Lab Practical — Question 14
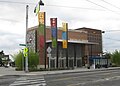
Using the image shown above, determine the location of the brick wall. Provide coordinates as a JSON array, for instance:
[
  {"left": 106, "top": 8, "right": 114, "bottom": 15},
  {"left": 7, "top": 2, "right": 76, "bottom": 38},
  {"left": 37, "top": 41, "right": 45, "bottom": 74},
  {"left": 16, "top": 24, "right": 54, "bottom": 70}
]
[{"left": 46, "top": 29, "right": 88, "bottom": 41}]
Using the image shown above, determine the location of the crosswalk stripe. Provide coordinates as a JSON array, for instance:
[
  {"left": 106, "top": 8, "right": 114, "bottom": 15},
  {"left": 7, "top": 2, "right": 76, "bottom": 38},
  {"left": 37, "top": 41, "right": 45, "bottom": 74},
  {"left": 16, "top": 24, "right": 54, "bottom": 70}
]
[{"left": 9, "top": 76, "right": 47, "bottom": 86}]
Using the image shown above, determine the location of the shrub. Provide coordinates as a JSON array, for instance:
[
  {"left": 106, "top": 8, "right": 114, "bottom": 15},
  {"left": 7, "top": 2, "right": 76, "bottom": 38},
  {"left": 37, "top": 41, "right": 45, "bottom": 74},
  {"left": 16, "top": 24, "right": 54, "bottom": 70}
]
[
  {"left": 111, "top": 50, "right": 120, "bottom": 66},
  {"left": 14, "top": 51, "right": 23, "bottom": 70},
  {"left": 14, "top": 50, "right": 39, "bottom": 71},
  {"left": 28, "top": 50, "right": 39, "bottom": 70}
]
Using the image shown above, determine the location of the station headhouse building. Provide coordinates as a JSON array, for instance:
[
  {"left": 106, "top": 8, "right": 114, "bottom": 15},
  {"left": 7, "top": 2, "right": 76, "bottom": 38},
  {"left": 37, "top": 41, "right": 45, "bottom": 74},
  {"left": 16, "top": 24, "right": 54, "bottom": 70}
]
[{"left": 27, "top": 26, "right": 104, "bottom": 69}]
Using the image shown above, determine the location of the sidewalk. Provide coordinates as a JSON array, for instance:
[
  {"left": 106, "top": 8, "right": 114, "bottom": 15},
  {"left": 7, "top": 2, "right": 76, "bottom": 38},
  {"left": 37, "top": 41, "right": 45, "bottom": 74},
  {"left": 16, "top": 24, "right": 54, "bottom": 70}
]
[
  {"left": 0, "top": 67, "right": 120, "bottom": 76},
  {"left": 28, "top": 67, "right": 120, "bottom": 76},
  {"left": 0, "top": 67, "right": 25, "bottom": 76}
]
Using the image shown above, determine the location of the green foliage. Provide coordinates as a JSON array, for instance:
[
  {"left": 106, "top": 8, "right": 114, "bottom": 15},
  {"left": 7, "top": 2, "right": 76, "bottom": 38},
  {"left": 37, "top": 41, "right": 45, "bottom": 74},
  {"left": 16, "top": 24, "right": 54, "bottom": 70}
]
[
  {"left": 111, "top": 50, "right": 120, "bottom": 66},
  {"left": 104, "top": 53, "right": 111, "bottom": 59},
  {"left": 28, "top": 50, "right": 39, "bottom": 70},
  {"left": 14, "top": 51, "right": 23, "bottom": 70},
  {"left": 14, "top": 50, "right": 39, "bottom": 70}
]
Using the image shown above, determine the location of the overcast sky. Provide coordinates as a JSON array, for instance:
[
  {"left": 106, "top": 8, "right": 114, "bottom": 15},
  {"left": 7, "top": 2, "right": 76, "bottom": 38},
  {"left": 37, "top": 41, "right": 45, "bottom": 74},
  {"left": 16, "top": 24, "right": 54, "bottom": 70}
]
[{"left": 0, "top": 0, "right": 120, "bottom": 56}]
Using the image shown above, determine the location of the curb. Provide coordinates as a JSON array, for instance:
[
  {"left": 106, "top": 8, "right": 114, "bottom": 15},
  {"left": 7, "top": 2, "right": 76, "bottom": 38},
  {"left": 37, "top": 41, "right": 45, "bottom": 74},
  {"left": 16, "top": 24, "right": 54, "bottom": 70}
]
[
  {"left": 25, "top": 67, "right": 120, "bottom": 76},
  {"left": 61, "top": 67, "right": 120, "bottom": 74},
  {"left": 1, "top": 67, "right": 120, "bottom": 76}
]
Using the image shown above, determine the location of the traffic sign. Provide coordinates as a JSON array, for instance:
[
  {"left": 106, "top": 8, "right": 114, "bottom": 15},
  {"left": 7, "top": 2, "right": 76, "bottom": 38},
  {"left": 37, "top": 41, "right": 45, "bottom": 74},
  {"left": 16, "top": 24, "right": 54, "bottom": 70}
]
[
  {"left": 47, "top": 47, "right": 52, "bottom": 53},
  {"left": 19, "top": 44, "right": 26, "bottom": 46},
  {"left": 24, "top": 48, "right": 28, "bottom": 53},
  {"left": 24, "top": 53, "right": 28, "bottom": 57},
  {"left": 19, "top": 44, "right": 30, "bottom": 46},
  {"left": 47, "top": 53, "right": 51, "bottom": 57}
]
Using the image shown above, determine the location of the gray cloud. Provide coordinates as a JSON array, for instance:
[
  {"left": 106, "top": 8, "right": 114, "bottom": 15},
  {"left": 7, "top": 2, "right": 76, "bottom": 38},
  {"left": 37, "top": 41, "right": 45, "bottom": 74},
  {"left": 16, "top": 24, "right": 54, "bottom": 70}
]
[
  {"left": 0, "top": 31, "right": 24, "bottom": 54},
  {"left": 0, "top": 0, "right": 120, "bottom": 54}
]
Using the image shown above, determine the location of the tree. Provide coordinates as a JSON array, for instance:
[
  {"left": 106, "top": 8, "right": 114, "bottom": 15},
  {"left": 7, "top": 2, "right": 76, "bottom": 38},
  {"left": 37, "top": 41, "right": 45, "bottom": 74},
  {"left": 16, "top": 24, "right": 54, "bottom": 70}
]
[
  {"left": 104, "top": 53, "right": 111, "bottom": 59},
  {"left": 111, "top": 50, "right": 120, "bottom": 66}
]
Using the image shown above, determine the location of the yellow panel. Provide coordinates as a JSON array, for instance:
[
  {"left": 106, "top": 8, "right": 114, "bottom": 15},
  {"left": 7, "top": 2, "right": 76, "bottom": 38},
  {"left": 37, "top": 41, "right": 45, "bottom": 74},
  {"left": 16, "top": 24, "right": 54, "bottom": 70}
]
[
  {"left": 62, "top": 40, "right": 67, "bottom": 48},
  {"left": 62, "top": 23, "right": 68, "bottom": 32},
  {"left": 38, "top": 12, "right": 45, "bottom": 24}
]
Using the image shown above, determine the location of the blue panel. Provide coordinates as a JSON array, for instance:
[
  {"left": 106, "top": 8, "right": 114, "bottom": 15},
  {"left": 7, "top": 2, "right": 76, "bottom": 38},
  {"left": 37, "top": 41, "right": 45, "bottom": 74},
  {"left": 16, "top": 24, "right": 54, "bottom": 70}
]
[
  {"left": 52, "top": 28, "right": 57, "bottom": 38},
  {"left": 62, "top": 32, "right": 67, "bottom": 40}
]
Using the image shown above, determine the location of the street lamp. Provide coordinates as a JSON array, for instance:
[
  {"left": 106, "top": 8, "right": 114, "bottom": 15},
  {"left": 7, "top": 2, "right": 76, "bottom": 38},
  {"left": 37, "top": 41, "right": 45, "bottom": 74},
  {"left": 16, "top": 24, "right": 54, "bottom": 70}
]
[
  {"left": 25, "top": 5, "right": 29, "bottom": 72},
  {"left": 34, "top": 0, "right": 44, "bottom": 14},
  {"left": 24, "top": 1, "right": 45, "bottom": 72},
  {"left": 39, "top": 0, "right": 44, "bottom": 5},
  {"left": 102, "top": 31, "right": 105, "bottom": 33}
]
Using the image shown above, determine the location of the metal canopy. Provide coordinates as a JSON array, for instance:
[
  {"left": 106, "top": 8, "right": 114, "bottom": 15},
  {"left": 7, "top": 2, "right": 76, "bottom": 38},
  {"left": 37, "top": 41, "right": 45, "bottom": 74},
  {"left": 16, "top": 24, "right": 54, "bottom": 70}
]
[{"left": 46, "top": 39, "right": 99, "bottom": 45}]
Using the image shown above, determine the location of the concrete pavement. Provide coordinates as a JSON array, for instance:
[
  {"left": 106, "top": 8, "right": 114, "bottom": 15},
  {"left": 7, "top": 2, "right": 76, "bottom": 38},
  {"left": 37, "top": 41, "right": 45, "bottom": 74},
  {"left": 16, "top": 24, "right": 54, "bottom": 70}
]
[
  {"left": 0, "top": 66, "right": 120, "bottom": 76},
  {"left": 0, "top": 67, "right": 25, "bottom": 76}
]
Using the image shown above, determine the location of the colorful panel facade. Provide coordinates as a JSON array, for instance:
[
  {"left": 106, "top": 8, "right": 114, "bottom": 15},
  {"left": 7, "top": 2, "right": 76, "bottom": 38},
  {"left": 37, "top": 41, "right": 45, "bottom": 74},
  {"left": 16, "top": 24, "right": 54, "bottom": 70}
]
[
  {"left": 62, "top": 23, "right": 68, "bottom": 48},
  {"left": 50, "top": 18, "right": 57, "bottom": 48},
  {"left": 38, "top": 12, "right": 46, "bottom": 65}
]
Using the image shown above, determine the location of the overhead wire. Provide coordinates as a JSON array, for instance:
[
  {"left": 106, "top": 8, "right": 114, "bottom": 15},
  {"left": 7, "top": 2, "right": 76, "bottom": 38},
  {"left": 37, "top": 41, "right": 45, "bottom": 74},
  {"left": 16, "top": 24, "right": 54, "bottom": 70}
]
[
  {"left": 0, "top": 0, "right": 120, "bottom": 22},
  {"left": 0, "top": 1, "right": 107, "bottom": 11},
  {"left": 1, "top": 0, "right": 120, "bottom": 51},
  {"left": 0, "top": 0, "right": 120, "bottom": 13},
  {"left": 101, "top": 0, "right": 120, "bottom": 43},
  {"left": 101, "top": 0, "right": 120, "bottom": 10},
  {"left": 105, "top": 30, "right": 120, "bottom": 32},
  {"left": 0, "top": 0, "right": 107, "bottom": 23},
  {"left": 104, "top": 37, "right": 120, "bottom": 41},
  {"left": 46, "top": 4, "right": 106, "bottom": 11},
  {"left": 103, "top": 37, "right": 120, "bottom": 49},
  {"left": 103, "top": 29, "right": 120, "bottom": 42},
  {"left": 86, "top": 0, "right": 120, "bottom": 15}
]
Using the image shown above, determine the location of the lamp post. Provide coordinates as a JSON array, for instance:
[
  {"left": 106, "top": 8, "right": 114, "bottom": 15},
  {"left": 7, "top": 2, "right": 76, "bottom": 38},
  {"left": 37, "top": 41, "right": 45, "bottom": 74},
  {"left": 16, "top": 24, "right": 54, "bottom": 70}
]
[
  {"left": 34, "top": 0, "right": 45, "bottom": 69},
  {"left": 25, "top": 5, "right": 29, "bottom": 72},
  {"left": 34, "top": 0, "right": 44, "bottom": 14},
  {"left": 39, "top": 0, "right": 44, "bottom": 5},
  {"left": 100, "top": 30, "right": 105, "bottom": 68}
]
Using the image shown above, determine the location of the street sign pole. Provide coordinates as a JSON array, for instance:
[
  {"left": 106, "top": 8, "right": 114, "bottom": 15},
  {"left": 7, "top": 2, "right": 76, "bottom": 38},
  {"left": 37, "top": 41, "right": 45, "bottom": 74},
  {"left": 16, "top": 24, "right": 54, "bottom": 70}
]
[
  {"left": 22, "top": 49, "right": 24, "bottom": 71},
  {"left": 47, "top": 46, "right": 52, "bottom": 68},
  {"left": 19, "top": 44, "right": 30, "bottom": 46},
  {"left": 19, "top": 44, "right": 26, "bottom": 46},
  {"left": 25, "top": 5, "right": 29, "bottom": 72}
]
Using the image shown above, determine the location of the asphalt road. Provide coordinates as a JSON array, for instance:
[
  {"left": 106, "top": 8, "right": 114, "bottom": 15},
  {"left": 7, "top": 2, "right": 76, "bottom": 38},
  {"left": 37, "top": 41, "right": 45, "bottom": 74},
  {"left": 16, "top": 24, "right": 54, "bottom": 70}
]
[
  {"left": 0, "top": 75, "right": 20, "bottom": 86},
  {"left": 0, "top": 68, "right": 120, "bottom": 86},
  {"left": 45, "top": 69, "right": 120, "bottom": 86}
]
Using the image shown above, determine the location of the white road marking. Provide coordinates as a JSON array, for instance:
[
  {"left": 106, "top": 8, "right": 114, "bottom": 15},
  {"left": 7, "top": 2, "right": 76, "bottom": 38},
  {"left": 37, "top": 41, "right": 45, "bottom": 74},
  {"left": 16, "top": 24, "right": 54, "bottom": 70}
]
[{"left": 9, "top": 76, "right": 47, "bottom": 86}]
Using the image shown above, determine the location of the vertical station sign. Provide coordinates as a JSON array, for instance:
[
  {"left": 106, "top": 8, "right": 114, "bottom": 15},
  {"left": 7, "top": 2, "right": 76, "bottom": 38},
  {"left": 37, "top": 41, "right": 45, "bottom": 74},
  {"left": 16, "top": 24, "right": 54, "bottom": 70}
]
[
  {"left": 38, "top": 12, "right": 46, "bottom": 65},
  {"left": 50, "top": 18, "right": 57, "bottom": 48},
  {"left": 62, "top": 23, "right": 68, "bottom": 48},
  {"left": 38, "top": 12, "right": 45, "bottom": 48}
]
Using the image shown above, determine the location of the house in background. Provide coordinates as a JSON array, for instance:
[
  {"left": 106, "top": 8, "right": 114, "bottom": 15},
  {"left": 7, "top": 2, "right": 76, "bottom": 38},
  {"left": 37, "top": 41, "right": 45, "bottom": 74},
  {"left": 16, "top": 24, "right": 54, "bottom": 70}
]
[{"left": 0, "top": 50, "right": 10, "bottom": 67}]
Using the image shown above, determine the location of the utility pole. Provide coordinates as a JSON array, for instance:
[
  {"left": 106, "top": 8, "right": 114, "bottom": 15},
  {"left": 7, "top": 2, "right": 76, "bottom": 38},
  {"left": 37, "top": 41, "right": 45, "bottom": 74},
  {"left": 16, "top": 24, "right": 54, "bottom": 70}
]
[{"left": 25, "top": 5, "right": 29, "bottom": 72}]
